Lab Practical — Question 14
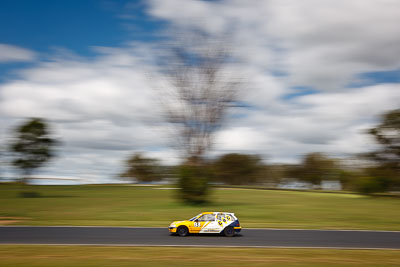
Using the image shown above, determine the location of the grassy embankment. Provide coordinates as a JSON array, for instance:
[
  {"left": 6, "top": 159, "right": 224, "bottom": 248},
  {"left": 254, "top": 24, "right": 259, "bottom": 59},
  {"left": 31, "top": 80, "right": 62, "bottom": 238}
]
[
  {"left": 0, "top": 246, "right": 399, "bottom": 267},
  {"left": 1, "top": 184, "right": 400, "bottom": 230}
]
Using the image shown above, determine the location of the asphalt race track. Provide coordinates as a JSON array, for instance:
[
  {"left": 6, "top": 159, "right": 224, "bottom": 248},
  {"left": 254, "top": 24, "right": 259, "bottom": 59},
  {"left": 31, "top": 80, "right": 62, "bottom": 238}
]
[{"left": 1, "top": 227, "right": 400, "bottom": 249}]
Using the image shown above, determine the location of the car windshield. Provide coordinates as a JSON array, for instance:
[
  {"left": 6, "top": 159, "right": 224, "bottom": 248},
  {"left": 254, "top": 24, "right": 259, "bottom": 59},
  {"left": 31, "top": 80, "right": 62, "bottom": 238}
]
[{"left": 189, "top": 214, "right": 201, "bottom": 221}]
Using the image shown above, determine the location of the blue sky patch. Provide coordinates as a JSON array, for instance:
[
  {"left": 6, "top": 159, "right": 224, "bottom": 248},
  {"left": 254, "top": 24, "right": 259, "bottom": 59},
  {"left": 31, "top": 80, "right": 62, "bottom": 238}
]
[
  {"left": 282, "top": 86, "right": 319, "bottom": 100},
  {"left": 349, "top": 69, "right": 400, "bottom": 88},
  {"left": 0, "top": 0, "right": 164, "bottom": 79}
]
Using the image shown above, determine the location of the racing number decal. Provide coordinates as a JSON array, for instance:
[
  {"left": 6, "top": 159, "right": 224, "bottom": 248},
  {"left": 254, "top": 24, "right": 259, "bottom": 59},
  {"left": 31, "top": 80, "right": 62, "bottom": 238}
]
[{"left": 194, "top": 222, "right": 200, "bottom": 227}]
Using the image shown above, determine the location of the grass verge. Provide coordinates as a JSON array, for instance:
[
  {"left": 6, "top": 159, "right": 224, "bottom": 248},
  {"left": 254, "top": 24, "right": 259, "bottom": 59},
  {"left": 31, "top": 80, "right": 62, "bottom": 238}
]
[{"left": 1, "top": 184, "right": 400, "bottom": 230}]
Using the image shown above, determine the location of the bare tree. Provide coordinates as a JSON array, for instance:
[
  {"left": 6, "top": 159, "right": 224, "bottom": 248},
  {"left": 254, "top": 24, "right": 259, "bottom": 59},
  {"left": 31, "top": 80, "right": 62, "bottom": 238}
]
[
  {"left": 157, "top": 33, "right": 243, "bottom": 203},
  {"left": 160, "top": 34, "right": 242, "bottom": 165}
]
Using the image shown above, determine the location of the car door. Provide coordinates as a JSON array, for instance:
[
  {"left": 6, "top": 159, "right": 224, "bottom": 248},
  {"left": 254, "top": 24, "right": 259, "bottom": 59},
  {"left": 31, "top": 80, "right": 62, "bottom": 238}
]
[
  {"left": 198, "top": 214, "right": 221, "bottom": 233},
  {"left": 189, "top": 214, "right": 208, "bottom": 233}
]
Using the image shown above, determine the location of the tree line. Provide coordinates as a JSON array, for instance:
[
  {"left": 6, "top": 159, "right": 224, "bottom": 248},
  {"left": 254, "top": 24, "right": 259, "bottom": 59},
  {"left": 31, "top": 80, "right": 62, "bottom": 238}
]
[
  {"left": 1, "top": 108, "right": 398, "bottom": 200},
  {"left": 120, "top": 108, "right": 399, "bottom": 197}
]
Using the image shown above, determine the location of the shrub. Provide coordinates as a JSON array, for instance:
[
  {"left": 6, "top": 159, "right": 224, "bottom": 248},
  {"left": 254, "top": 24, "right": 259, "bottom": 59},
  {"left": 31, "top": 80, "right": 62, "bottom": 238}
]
[
  {"left": 355, "top": 176, "right": 384, "bottom": 195},
  {"left": 177, "top": 165, "right": 211, "bottom": 204}
]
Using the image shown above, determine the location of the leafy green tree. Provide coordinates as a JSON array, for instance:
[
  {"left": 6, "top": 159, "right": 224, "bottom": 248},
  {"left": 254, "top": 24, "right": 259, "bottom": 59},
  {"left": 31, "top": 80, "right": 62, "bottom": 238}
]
[
  {"left": 337, "top": 169, "right": 362, "bottom": 191},
  {"left": 10, "top": 118, "right": 58, "bottom": 183},
  {"left": 213, "top": 153, "right": 264, "bottom": 185},
  {"left": 121, "top": 153, "right": 162, "bottom": 183},
  {"left": 290, "top": 153, "right": 338, "bottom": 187},
  {"left": 262, "top": 164, "right": 286, "bottom": 186},
  {"left": 365, "top": 109, "right": 400, "bottom": 190}
]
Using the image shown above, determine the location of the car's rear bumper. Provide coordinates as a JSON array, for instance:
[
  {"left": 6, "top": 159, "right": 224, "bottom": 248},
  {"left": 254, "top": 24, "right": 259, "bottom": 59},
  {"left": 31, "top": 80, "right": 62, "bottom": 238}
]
[{"left": 234, "top": 227, "right": 241, "bottom": 233}]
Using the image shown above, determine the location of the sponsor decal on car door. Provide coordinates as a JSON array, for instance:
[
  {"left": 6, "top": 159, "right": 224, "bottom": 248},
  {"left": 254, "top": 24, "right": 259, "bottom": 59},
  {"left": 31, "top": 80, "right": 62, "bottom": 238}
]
[{"left": 190, "top": 220, "right": 206, "bottom": 233}]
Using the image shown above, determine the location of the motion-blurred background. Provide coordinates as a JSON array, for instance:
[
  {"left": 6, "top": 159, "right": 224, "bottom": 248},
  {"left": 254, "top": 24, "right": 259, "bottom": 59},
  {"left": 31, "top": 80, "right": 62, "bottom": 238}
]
[{"left": 0, "top": 0, "right": 398, "bottom": 190}]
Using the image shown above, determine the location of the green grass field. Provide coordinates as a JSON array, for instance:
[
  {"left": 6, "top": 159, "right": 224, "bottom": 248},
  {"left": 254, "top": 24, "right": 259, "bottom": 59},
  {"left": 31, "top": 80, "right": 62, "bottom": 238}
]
[
  {"left": 0, "top": 246, "right": 399, "bottom": 266},
  {"left": 1, "top": 184, "right": 400, "bottom": 230}
]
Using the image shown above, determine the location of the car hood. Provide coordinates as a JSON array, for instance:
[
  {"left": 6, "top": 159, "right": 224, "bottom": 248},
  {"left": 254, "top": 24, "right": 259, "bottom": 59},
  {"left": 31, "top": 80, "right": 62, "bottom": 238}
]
[{"left": 170, "top": 220, "right": 188, "bottom": 225}]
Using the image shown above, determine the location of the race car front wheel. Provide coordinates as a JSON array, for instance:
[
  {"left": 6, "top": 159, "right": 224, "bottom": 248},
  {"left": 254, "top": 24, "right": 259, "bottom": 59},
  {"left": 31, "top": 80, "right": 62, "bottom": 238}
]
[
  {"left": 223, "top": 226, "right": 235, "bottom": 237},
  {"left": 177, "top": 226, "right": 189, "bottom": 237}
]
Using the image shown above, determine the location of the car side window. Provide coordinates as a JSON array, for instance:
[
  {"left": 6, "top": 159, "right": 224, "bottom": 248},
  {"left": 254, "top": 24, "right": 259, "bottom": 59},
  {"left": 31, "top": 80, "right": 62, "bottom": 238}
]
[
  {"left": 205, "top": 214, "right": 215, "bottom": 221},
  {"left": 198, "top": 214, "right": 215, "bottom": 221}
]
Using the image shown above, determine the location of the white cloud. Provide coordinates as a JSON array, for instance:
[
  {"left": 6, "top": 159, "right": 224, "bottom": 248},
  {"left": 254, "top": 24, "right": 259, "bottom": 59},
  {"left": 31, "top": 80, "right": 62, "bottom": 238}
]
[
  {"left": 216, "top": 127, "right": 265, "bottom": 152},
  {"left": 149, "top": 0, "right": 400, "bottom": 90},
  {"left": 0, "top": 44, "right": 37, "bottom": 62}
]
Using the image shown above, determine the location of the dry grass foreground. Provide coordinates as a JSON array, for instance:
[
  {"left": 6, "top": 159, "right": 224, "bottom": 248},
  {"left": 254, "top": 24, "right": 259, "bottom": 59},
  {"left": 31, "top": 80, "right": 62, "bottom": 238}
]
[{"left": 0, "top": 246, "right": 399, "bottom": 266}]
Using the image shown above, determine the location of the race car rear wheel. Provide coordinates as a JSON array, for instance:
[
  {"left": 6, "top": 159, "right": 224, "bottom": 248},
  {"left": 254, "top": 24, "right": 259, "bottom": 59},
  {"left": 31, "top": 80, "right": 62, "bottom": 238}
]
[
  {"left": 177, "top": 226, "right": 189, "bottom": 237},
  {"left": 223, "top": 226, "right": 235, "bottom": 237}
]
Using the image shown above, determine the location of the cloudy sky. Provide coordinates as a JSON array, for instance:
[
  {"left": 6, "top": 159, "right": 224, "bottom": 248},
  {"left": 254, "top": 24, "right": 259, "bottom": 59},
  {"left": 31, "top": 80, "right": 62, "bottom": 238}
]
[{"left": 0, "top": 0, "right": 399, "bottom": 183}]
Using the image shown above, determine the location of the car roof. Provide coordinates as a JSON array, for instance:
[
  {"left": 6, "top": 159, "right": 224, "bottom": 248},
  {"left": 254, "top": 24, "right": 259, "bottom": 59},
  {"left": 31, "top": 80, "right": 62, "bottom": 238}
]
[{"left": 201, "top": 212, "right": 234, "bottom": 214}]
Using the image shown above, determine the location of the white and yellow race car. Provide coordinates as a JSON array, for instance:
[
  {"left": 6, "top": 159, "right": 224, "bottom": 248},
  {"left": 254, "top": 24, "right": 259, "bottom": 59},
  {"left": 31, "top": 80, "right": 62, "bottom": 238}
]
[{"left": 169, "top": 212, "right": 241, "bottom": 237}]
